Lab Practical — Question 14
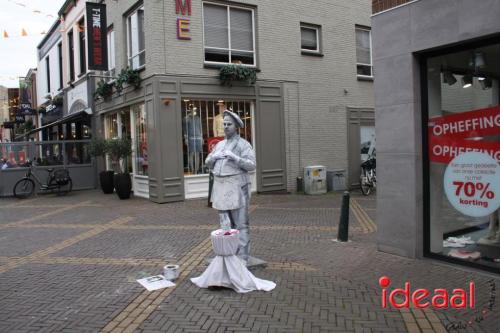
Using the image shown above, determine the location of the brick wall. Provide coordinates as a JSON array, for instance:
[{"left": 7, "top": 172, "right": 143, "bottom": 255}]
[
  {"left": 372, "top": 0, "right": 410, "bottom": 14},
  {"left": 103, "top": 0, "right": 374, "bottom": 191}
]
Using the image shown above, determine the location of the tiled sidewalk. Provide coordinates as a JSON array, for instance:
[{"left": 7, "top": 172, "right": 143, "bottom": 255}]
[{"left": 0, "top": 190, "right": 498, "bottom": 332}]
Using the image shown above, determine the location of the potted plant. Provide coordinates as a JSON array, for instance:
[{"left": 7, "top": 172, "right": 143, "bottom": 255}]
[
  {"left": 52, "top": 95, "right": 63, "bottom": 106},
  {"left": 219, "top": 64, "right": 257, "bottom": 86},
  {"left": 94, "top": 80, "right": 114, "bottom": 100},
  {"left": 89, "top": 137, "right": 114, "bottom": 194},
  {"left": 115, "top": 67, "right": 141, "bottom": 93},
  {"left": 107, "top": 137, "right": 133, "bottom": 199}
]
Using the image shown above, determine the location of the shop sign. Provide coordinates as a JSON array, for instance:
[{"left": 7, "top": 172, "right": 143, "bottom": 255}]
[
  {"left": 15, "top": 114, "right": 25, "bottom": 123},
  {"left": 3, "top": 121, "right": 15, "bottom": 129},
  {"left": 18, "top": 103, "right": 36, "bottom": 116},
  {"left": 176, "top": 0, "right": 191, "bottom": 40},
  {"left": 443, "top": 152, "right": 500, "bottom": 217},
  {"left": 86, "top": 2, "right": 108, "bottom": 71},
  {"left": 428, "top": 106, "right": 500, "bottom": 164}
]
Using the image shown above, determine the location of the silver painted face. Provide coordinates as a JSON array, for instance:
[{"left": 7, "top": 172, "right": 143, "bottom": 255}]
[{"left": 223, "top": 115, "right": 237, "bottom": 138}]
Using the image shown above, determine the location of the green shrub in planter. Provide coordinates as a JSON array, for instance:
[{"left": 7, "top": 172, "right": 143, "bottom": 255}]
[
  {"left": 115, "top": 67, "right": 141, "bottom": 93},
  {"left": 94, "top": 80, "right": 114, "bottom": 100},
  {"left": 89, "top": 138, "right": 114, "bottom": 194},
  {"left": 107, "top": 137, "right": 133, "bottom": 199},
  {"left": 219, "top": 64, "right": 257, "bottom": 86}
]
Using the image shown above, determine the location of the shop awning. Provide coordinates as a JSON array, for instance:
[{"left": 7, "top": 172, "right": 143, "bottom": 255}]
[{"left": 15, "top": 109, "right": 91, "bottom": 139}]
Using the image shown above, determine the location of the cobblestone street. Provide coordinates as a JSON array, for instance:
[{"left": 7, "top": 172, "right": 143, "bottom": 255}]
[{"left": 0, "top": 190, "right": 498, "bottom": 332}]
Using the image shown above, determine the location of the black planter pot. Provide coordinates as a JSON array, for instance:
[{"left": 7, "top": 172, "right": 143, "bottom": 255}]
[
  {"left": 114, "top": 173, "right": 132, "bottom": 199},
  {"left": 99, "top": 171, "right": 115, "bottom": 194}
]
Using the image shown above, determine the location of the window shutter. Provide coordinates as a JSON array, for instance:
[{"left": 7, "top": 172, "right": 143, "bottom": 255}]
[
  {"left": 301, "top": 27, "right": 317, "bottom": 50},
  {"left": 204, "top": 4, "right": 228, "bottom": 48},
  {"left": 230, "top": 8, "right": 252, "bottom": 51}
]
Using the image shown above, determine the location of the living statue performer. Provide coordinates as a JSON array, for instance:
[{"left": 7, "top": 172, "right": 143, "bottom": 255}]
[{"left": 205, "top": 109, "right": 255, "bottom": 263}]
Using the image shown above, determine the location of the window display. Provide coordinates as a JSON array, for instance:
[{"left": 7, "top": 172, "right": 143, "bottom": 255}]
[
  {"left": 133, "top": 104, "right": 148, "bottom": 176},
  {"left": 181, "top": 99, "right": 253, "bottom": 175},
  {"left": 426, "top": 42, "right": 500, "bottom": 271}
]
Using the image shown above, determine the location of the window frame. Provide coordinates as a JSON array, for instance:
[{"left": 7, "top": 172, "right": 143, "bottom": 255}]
[
  {"left": 107, "top": 26, "right": 116, "bottom": 77},
  {"left": 300, "top": 23, "right": 321, "bottom": 54},
  {"left": 45, "top": 56, "right": 51, "bottom": 93},
  {"left": 78, "top": 17, "right": 87, "bottom": 76},
  {"left": 57, "top": 42, "right": 63, "bottom": 90},
  {"left": 126, "top": 5, "right": 145, "bottom": 70},
  {"left": 202, "top": 1, "right": 256, "bottom": 67},
  {"left": 67, "top": 29, "right": 75, "bottom": 83},
  {"left": 355, "top": 26, "right": 373, "bottom": 79}
]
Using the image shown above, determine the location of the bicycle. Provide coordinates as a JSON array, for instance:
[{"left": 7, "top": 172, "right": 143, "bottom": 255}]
[
  {"left": 13, "top": 161, "right": 73, "bottom": 198},
  {"left": 360, "top": 156, "right": 376, "bottom": 196}
]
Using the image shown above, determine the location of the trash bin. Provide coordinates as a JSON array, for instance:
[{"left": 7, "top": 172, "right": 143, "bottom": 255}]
[
  {"left": 304, "top": 166, "right": 327, "bottom": 195},
  {"left": 327, "top": 169, "right": 346, "bottom": 191}
]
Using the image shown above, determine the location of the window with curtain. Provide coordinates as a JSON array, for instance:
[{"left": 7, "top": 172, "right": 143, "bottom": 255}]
[
  {"left": 127, "top": 6, "right": 145, "bottom": 69},
  {"left": 203, "top": 3, "right": 255, "bottom": 65},
  {"left": 301, "top": 24, "right": 320, "bottom": 53},
  {"left": 133, "top": 104, "right": 148, "bottom": 176},
  {"left": 78, "top": 17, "right": 86, "bottom": 75},
  {"left": 356, "top": 26, "right": 372, "bottom": 77}
]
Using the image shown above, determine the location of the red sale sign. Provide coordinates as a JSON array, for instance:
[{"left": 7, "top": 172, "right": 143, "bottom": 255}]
[
  {"left": 429, "top": 136, "right": 500, "bottom": 164},
  {"left": 429, "top": 106, "right": 500, "bottom": 164},
  {"left": 207, "top": 137, "right": 224, "bottom": 153},
  {"left": 429, "top": 106, "right": 500, "bottom": 139}
]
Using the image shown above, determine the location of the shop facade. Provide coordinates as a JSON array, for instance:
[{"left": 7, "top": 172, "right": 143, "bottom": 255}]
[
  {"left": 96, "top": 0, "right": 374, "bottom": 202},
  {"left": 372, "top": 0, "right": 500, "bottom": 273}
]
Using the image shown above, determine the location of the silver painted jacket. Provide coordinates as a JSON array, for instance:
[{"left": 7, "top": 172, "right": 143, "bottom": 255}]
[{"left": 205, "top": 135, "right": 256, "bottom": 179}]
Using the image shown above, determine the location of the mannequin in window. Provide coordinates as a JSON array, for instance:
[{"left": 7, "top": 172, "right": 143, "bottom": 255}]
[
  {"left": 184, "top": 108, "right": 203, "bottom": 174},
  {"left": 213, "top": 103, "right": 226, "bottom": 137},
  {"left": 479, "top": 209, "right": 500, "bottom": 245}
]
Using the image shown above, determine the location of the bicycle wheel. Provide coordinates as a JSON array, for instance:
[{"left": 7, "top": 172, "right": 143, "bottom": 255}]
[
  {"left": 13, "top": 178, "right": 35, "bottom": 198},
  {"left": 360, "top": 170, "right": 372, "bottom": 196}
]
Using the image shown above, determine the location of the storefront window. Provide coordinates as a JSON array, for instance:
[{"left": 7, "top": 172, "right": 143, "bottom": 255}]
[
  {"left": 105, "top": 113, "right": 118, "bottom": 139},
  {"left": 181, "top": 99, "right": 253, "bottom": 175},
  {"left": 426, "top": 42, "right": 500, "bottom": 271},
  {"left": 104, "top": 110, "right": 133, "bottom": 173},
  {"left": 133, "top": 104, "right": 148, "bottom": 176}
]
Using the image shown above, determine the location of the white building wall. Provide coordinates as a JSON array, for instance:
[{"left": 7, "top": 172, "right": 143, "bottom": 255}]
[
  {"left": 36, "top": 38, "right": 62, "bottom": 105},
  {"left": 61, "top": 1, "right": 87, "bottom": 88}
]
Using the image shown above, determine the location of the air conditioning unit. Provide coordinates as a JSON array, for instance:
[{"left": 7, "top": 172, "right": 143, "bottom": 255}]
[{"left": 304, "top": 165, "right": 327, "bottom": 195}]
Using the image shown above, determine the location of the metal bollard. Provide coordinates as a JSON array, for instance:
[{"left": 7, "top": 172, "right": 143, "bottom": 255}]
[
  {"left": 337, "top": 191, "right": 350, "bottom": 241},
  {"left": 207, "top": 171, "right": 214, "bottom": 207}
]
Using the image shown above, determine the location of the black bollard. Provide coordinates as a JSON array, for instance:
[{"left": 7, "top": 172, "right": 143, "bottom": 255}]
[
  {"left": 337, "top": 191, "right": 350, "bottom": 241},
  {"left": 207, "top": 171, "right": 214, "bottom": 207}
]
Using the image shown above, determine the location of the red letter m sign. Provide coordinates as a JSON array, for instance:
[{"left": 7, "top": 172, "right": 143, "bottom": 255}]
[{"left": 176, "top": 0, "right": 191, "bottom": 16}]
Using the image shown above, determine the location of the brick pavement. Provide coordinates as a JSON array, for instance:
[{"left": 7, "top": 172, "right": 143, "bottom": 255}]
[{"left": 0, "top": 190, "right": 498, "bottom": 332}]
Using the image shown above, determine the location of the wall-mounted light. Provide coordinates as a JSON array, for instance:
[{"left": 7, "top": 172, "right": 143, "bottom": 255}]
[
  {"left": 462, "top": 74, "right": 473, "bottom": 88},
  {"left": 479, "top": 77, "right": 492, "bottom": 90}
]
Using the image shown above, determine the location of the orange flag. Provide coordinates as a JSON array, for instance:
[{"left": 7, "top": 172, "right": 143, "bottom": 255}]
[
  {"left": 3, "top": 30, "right": 8, "bottom": 38},
  {"left": 21, "top": 28, "right": 28, "bottom": 36}
]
